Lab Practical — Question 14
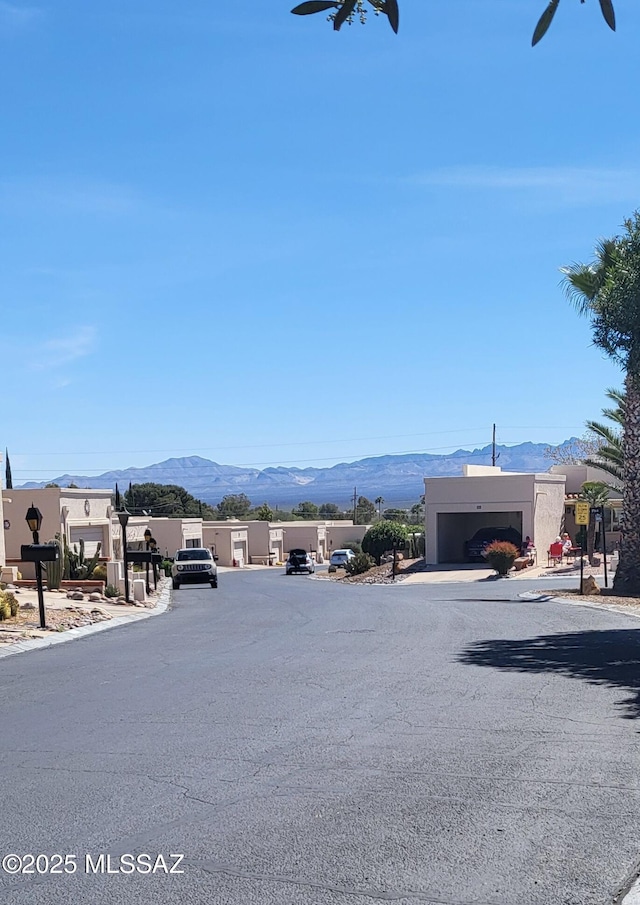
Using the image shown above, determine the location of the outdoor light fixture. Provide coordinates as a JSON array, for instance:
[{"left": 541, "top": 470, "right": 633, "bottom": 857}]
[
  {"left": 25, "top": 504, "right": 42, "bottom": 539},
  {"left": 23, "top": 503, "right": 50, "bottom": 629}
]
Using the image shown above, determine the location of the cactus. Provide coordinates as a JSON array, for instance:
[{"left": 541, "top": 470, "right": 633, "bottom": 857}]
[
  {"left": 4, "top": 592, "right": 19, "bottom": 617},
  {"left": 66, "top": 537, "right": 102, "bottom": 580},
  {"left": 44, "top": 534, "right": 64, "bottom": 589},
  {"left": 62, "top": 535, "right": 71, "bottom": 580}
]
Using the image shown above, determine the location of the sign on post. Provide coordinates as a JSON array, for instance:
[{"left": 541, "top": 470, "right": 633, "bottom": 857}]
[{"left": 575, "top": 502, "right": 590, "bottom": 525}]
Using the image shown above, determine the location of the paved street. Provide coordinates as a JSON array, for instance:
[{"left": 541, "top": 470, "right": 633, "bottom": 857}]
[{"left": 2, "top": 568, "right": 640, "bottom": 904}]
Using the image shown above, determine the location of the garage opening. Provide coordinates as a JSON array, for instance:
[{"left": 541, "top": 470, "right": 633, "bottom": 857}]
[
  {"left": 437, "top": 511, "right": 523, "bottom": 563},
  {"left": 69, "top": 525, "right": 104, "bottom": 557}
]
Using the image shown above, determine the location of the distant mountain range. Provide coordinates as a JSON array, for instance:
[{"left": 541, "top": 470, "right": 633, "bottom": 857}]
[{"left": 18, "top": 440, "right": 574, "bottom": 509}]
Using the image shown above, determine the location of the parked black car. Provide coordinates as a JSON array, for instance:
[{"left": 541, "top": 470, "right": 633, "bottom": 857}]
[
  {"left": 464, "top": 527, "right": 522, "bottom": 562},
  {"left": 285, "top": 549, "right": 315, "bottom": 575}
]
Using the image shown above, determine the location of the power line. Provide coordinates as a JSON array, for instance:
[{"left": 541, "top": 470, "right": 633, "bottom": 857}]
[
  {"left": 10, "top": 437, "right": 572, "bottom": 478},
  {"left": 10, "top": 427, "right": 586, "bottom": 458}
]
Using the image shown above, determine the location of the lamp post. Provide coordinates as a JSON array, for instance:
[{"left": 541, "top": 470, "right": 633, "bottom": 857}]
[
  {"left": 144, "top": 528, "right": 152, "bottom": 594},
  {"left": 25, "top": 504, "right": 46, "bottom": 629},
  {"left": 149, "top": 537, "right": 158, "bottom": 590},
  {"left": 118, "top": 510, "right": 130, "bottom": 602}
]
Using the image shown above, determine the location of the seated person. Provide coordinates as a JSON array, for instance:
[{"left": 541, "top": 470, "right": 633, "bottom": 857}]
[
  {"left": 561, "top": 533, "right": 573, "bottom": 555},
  {"left": 521, "top": 536, "right": 534, "bottom": 557}
]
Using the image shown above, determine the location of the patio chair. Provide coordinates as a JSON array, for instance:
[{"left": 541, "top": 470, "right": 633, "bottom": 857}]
[{"left": 547, "top": 542, "right": 564, "bottom": 566}]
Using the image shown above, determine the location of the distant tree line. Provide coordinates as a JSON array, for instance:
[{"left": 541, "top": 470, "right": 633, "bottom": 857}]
[{"left": 116, "top": 484, "right": 425, "bottom": 525}]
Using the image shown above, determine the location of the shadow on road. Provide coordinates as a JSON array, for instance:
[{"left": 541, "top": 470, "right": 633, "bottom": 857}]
[{"left": 458, "top": 629, "right": 640, "bottom": 720}]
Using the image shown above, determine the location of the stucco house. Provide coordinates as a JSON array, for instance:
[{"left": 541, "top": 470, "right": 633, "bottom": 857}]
[
  {"left": 111, "top": 515, "right": 205, "bottom": 560},
  {"left": 550, "top": 463, "right": 622, "bottom": 552},
  {"left": 3, "top": 486, "right": 115, "bottom": 579},
  {"left": 202, "top": 522, "right": 249, "bottom": 567},
  {"left": 246, "top": 521, "right": 285, "bottom": 564},
  {"left": 424, "top": 465, "right": 566, "bottom": 564},
  {"left": 325, "top": 522, "right": 369, "bottom": 555}
]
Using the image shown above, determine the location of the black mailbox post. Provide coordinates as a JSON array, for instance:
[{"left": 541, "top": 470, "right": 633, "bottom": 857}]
[
  {"left": 23, "top": 504, "right": 58, "bottom": 629},
  {"left": 125, "top": 550, "right": 153, "bottom": 564}
]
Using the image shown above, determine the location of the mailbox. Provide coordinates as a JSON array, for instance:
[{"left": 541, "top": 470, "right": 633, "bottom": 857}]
[
  {"left": 126, "top": 550, "right": 153, "bottom": 564},
  {"left": 21, "top": 544, "right": 60, "bottom": 563}
]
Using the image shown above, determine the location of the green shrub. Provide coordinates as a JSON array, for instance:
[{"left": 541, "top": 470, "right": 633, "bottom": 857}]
[
  {"left": 104, "top": 584, "right": 120, "bottom": 598},
  {"left": 0, "top": 600, "right": 10, "bottom": 621},
  {"left": 344, "top": 551, "right": 375, "bottom": 576},
  {"left": 362, "top": 521, "right": 410, "bottom": 565},
  {"left": 484, "top": 541, "right": 519, "bottom": 576}
]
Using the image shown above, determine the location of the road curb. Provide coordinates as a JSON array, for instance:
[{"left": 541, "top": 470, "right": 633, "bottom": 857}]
[
  {"left": 518, "top": 590, "right": 640, "bottom": 622},
  {"left": 0, "top": 582, "right": 171, "bottom": 660}
]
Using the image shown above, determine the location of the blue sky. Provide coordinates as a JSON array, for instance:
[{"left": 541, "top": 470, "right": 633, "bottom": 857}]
[{"left": 2, "top": 0, "right": 639, "bottom": 486}]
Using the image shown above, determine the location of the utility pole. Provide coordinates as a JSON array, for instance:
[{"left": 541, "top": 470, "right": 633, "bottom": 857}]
[
  {"left": 353, "top": 487, "right": 357, "bottom": 523},
  {"left": 491, "top": 423, "right": 499, "bottom": 467}
]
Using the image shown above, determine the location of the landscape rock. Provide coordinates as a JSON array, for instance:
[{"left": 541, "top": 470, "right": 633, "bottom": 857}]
[{"left": 582, "top": 575, "right": 601, "bottom": 595}]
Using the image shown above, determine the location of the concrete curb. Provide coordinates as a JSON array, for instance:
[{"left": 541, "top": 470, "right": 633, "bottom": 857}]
[
  {"left": 518, "top": 589, "right": 640, "bottom": 622},
  {"left": 0, "top": 582, "right": 171, "bottom": 660}
]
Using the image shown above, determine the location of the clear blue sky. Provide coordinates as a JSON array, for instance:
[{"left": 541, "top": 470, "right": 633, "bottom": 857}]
[{"left": 2, "top": 0, "right": 639, "bottom": 485}]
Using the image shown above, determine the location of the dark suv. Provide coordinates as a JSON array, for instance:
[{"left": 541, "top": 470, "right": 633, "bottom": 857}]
[
  {"left": 464, "top": 527, "right": 522, "bottom": 562},
  {"left": 285, "top": 549, "right": 315, "bottom": 575}
]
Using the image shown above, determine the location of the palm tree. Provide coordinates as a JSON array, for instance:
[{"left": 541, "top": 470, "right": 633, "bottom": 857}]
[
  {"left": 583, "top": 387, "right": 624, "bottom": 487},
  {"left": 375, "top": 496, "right": 384, "bottom": 520},
  {"left": 562, "top": 212, "right": 640, "bottom": 595}
]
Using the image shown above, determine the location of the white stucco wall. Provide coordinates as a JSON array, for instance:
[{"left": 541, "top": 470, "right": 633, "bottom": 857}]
[{"left": 424, "top": 470, "right": 566, "bottom": 564}]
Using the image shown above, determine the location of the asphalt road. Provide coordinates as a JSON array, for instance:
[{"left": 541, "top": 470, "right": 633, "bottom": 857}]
[{"left": 2, "top": 569, "right": 640, "bottom": 905}]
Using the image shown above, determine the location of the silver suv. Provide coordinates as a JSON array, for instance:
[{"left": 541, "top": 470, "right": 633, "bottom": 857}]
[{"left": 172, "top": 548, "right": 218, "bottom": 590}]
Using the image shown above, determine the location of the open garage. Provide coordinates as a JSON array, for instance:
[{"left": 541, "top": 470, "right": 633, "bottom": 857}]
[
  {"left": 424, "top": 466, "right": 566, "bottom": 566},
  {"left": 437, "top": 511, "right": 523, "bottom": 563}
]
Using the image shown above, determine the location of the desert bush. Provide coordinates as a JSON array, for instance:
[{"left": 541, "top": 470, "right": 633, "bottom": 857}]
[
  {"left": 0, "top": 599, "right": 11, "bottom": 621},
  {"left": 3, "top": 592, "right": 19, "bottom": 617},
  {"left": 104, "top": 584, "right": 120, "bottom": 598},
  {"left": 344, "top": 551, "right": 375, "bottom": 576},
  {"left": 484, "top": 541, "right": 519, "bottom": 576}
]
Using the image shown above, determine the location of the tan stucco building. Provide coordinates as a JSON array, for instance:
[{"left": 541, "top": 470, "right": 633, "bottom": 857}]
[
  {"left": 202, "top": 522, "right": 249, "bottom": 567},
  {"left": 325, "top": 523, "right": 369, "bottom": 554},
  {"left": 246, "top": 521, "right": 285, "bottom": 564},
  {"left": 111, "top": 515, "right": 205, "bottom": 559},
  {"left": 550, "top": 463, "right": 622, "bottom": 551},
  {"left": 4, "top": 487, "right": 114, "bottom": 578},
  {"left": 424, "top": 465, "right": 566, "bottom": 564}
]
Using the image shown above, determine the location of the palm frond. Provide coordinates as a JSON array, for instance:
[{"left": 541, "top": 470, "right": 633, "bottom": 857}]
[
  {"left": 585, "top": 420, "right": 622, "bottom": 448},
  {"left": 583, "top": 458, "right": 624, "bottom": 488}
]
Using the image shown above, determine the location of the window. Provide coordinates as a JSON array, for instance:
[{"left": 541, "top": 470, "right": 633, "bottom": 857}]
[{"left": 177, "top": 549, "right": 212, "bottom": 561}]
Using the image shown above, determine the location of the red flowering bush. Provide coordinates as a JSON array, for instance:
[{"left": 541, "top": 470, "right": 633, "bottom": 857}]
[{"left": 484, "top": 541, "right": 520, "bottom": 576}]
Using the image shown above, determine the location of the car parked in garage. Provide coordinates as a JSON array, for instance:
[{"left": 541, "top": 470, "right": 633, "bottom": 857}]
[
  {"left": 464, "top": 527, "right": 522, "bottom": 562},
  {"left": 172, "top": 548, "right": 218, "bottom": 589},
  {"left": 285, "top": 549, "right": 315, "bottom": 575}
]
